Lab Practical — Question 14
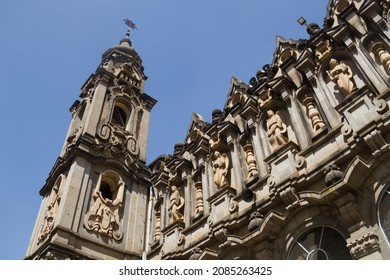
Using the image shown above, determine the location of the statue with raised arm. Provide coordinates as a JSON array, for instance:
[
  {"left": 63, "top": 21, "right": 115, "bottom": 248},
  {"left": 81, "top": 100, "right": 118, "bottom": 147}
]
[{"left": 212, "top": 151, "right": 230, "bottom": 190}]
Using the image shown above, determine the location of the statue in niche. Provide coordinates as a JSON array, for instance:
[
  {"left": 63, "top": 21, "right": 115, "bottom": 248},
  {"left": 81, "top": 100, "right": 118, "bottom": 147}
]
[
  {"left": 327, "top": 58, "right": 357, "bottom": 96},
  {"left": 266, "top": 110, "right": 289, "bottom": 151},
  {"left": 168, "top": 185, "right": 185, "bottom": 223},
  {"left": 212, "top": 151, "right": 230, "bottom": 190}
]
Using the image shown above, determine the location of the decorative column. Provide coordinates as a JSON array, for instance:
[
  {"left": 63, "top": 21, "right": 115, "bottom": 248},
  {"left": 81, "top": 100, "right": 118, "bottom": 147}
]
[
  {"left": 371, "top": 41, "right": 390, "bottom": 75},
  {"left": 302, "top": 96, "right": 325, "bottom": 132},
  {"left": 153, "top": 207, "right": 161, "bottom": 243},
  {"left": 193, "top": 181, "right": 204, "bottom": 218},
  {"left": 243, "top": 143, "right": 258, "bottom": 180}
]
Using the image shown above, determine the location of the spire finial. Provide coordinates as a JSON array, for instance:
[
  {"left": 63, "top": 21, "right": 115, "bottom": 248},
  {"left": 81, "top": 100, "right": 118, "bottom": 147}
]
[{"left": 122, "top": 18, "right": 137, "bottom": 39}]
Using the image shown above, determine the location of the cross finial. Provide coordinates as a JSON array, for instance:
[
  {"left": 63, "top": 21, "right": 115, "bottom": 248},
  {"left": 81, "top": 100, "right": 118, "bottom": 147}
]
[{"left": 123, "top": 18, "right": 137, "bottom": 38}]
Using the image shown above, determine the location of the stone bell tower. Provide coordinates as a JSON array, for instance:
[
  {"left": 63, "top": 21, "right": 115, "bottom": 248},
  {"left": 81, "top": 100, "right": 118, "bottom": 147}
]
[{"left": 25, "top": 21, "right": 157, "bottom": 260}]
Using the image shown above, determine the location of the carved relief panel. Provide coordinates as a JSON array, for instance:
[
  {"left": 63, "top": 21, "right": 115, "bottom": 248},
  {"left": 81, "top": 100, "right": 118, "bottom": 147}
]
[
  {"left": 37, "top": 175, "right": 65, "bottom": 243},
  {"left": 84, "top": 171, "right": 125, "bottom": 241}
]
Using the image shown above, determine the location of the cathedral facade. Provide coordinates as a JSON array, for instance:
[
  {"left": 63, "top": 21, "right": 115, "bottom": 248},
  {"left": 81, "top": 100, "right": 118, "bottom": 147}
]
[{"left": 26, "top": 0, "right": 390, "bottom": 260}]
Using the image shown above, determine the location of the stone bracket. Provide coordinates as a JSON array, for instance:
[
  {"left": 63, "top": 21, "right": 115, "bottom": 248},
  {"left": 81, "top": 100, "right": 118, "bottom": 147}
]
[{"left": 363, "top": 129, "right": 390, "bottom": 157}]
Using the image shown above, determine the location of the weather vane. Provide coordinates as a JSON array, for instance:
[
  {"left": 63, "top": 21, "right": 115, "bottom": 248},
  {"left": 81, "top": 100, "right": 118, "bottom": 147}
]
[
  {"left": 123, "top": 18, "right": 137, "bottom": 35},
  {"left": 122, "top": 18, "right": 137, "bottom": 39}
]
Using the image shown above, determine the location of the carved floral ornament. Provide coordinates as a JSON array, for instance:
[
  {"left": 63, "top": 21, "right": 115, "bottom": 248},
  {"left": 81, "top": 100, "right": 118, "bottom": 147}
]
[{"left": 84, "top": 171, "right": 125, "bottom": 241}]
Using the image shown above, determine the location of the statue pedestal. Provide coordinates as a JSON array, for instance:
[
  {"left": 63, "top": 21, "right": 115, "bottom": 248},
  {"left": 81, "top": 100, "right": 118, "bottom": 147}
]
[
  {"left": 264, "top": 141, "right": 300, "bottom": 187},
  {"left": 207, "top": 187, "right": 237, "bottom": 228},
  {"left": 160, "top": 221, "right": 185, "bottom": 257}
]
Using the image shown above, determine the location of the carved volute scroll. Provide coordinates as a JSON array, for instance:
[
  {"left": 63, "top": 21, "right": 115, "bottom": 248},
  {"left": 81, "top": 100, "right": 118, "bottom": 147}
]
[
  {"left": 168, "top": 185, "right": 185, "bottom": 223},
  {"left": 327, "top": 58, "right": 357, "bottom": 96},
  {"left": 84, "top": 171, "right": 125, "bottom": 241},
  {"left": 38, "top": 175, "right": 65, "bottom": 243},
  {"left": 212, "top": 151, "right": 230, "bottom": 190},
  {"left": 266, "top": 110, "right": 289, "bottom": 151}
]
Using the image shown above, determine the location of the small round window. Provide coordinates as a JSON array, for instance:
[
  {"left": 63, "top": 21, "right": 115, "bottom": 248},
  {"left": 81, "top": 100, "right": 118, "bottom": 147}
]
[{"left": 288, "top": 226, "right": 352, "bottom": 260}]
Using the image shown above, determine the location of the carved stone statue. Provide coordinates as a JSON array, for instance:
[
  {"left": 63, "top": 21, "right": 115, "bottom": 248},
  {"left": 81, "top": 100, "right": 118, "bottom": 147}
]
[
  {"left": 266, "top": 110, "right": 288, "bottom": 151},
  {"left": 168, "top": 186, "right": 185, "bottom": 223},
  {"left": 212, "top": 151, "right": 230, "bottom": 189},
  {"left": 327, "top": 58, "right": 357, "bottom": 96}
]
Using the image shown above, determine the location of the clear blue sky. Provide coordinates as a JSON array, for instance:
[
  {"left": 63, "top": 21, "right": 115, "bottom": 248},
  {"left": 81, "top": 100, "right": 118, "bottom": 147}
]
[{"left": 0, "top": 0, "right": 328, "bottom": 259}]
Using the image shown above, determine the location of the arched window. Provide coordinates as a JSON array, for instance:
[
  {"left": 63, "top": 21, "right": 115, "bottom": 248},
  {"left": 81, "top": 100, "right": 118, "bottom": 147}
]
[
  {"left": 111, "top": 102, "right": 130, "bottom": 128},
  {"left": 98, "top": 171, "right": 124, "bottom": 204},
  {"left": 379, "top": 186, "right": 390, "bottom": 244},
  {"left": 112, "top": 105, "right": 127, "bottom": 127},
  {"left": 288, "top": 226, "right": 352, "bottom": 260}
]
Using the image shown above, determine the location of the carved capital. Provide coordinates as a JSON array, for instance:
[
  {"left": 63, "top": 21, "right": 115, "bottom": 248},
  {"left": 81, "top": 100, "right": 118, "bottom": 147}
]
[{"left": 347, "top": 232, "right": 380, "bottom": 259}]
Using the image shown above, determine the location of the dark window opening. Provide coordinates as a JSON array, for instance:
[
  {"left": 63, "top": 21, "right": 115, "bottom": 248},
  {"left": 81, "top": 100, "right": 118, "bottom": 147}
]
[
  {"left": 112, "top": 106, "right": 127, "bottom": 127},
  {"left": 99, "top": 182, "right": 113, "bottom": 200}
]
